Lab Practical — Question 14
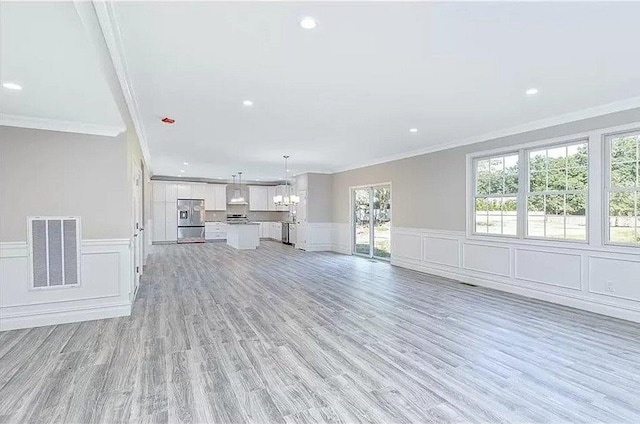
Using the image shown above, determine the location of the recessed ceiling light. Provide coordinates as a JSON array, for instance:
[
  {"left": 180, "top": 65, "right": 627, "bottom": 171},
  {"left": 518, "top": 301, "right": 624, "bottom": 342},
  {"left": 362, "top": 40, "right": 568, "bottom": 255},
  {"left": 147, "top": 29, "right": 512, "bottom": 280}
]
[
  {"left": 300, "top": 17, "right": 317, "bottom": 30},
  {"left": 242, "top": 100, "right": 254, "bottom": 106},
  {"left": 180, "top": 170, "right": 185, "bottom": 173},
  {"left": 3, "top": 82, "right": 22, "bottom": 90},
  {"left": 409, "top": 128, "right": 418, "bottom": 133},
  {"left": 526, "top": 88, "right": 539, "bottom": 96},
  {"left": 183, "top": 162, "right": 189, "bottom": 165}
]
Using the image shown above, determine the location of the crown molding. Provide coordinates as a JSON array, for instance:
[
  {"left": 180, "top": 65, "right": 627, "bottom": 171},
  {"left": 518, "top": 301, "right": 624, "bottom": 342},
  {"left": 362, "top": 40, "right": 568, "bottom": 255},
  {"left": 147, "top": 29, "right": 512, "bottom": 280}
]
[
  {"left": 0, "top": 113, "right": 125, "bottom": 137},
  {"left": 90, "top": 0, "right": 152, "bottom": 170},
  {"left": 331, "top": 96, "right": 640, "bottom": 174}
]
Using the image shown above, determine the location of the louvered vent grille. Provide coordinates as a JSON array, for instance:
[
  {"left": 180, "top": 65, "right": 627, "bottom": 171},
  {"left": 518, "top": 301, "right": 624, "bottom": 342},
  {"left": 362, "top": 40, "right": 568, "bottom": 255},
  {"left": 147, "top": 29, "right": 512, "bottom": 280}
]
[{"left": 29, "top": 217, "right": 81, "bottom": 288}]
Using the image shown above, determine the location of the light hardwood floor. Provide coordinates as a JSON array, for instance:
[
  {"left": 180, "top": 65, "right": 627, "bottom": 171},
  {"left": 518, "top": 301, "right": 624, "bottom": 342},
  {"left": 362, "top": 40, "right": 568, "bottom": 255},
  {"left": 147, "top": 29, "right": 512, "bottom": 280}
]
[{"left": 1, "top": 241, "right": 640, "bottom": 423}]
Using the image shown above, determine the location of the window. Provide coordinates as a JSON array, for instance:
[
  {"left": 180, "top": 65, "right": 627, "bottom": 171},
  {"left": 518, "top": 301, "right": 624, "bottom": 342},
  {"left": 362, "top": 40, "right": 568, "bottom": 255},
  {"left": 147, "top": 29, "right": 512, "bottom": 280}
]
[
  {"left": 526, "top": 141, "right": 588, "bottom": 240},
  {"left": 473, "top": 153, "right": 518, "bottom": 236},
  {"left": 607, "top": 132, "right": 640, "bottom": 245}
]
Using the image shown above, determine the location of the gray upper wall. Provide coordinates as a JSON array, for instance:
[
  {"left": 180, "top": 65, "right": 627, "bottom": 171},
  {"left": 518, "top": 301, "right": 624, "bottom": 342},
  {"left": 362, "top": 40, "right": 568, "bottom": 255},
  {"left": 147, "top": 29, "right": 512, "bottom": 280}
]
[
  {"left": 306, "top": 173, "right": 333, "bottom": 223},
  {"left": 0, "top": 126, "right": 130, "bottom": 242},
  {"left": 332, "top": 108, "right": 640, "bottom": 230}
]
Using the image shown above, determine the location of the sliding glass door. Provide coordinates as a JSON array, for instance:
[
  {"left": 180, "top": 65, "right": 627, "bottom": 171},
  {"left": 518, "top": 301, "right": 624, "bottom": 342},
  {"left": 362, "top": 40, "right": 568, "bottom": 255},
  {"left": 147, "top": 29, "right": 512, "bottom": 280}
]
[{"left": 353, "top": 185, "right": 391, "bottom": 259}]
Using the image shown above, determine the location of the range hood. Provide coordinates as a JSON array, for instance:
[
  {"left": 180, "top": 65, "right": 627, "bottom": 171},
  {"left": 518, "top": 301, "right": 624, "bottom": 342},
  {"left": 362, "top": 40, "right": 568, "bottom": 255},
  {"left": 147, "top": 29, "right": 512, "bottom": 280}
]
[{"left": 228, "top": 189, "right": 248, "bottom": 205}]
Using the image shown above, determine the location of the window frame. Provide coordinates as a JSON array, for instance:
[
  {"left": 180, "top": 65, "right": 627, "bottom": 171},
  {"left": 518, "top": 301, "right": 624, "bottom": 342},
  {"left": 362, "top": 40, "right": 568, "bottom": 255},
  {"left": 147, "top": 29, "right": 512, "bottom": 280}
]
[
  {"left": 523, "top": 138, "right": 590, "bottom": 244},
  {"left": 471, "top": 152, "right": 521, "bottom": 238},
  {"left": 603, "top": 129, "right": 640, "bottom": 247},
  {"left": 467, "top": 136, "right": 593, "bottom": 245}
]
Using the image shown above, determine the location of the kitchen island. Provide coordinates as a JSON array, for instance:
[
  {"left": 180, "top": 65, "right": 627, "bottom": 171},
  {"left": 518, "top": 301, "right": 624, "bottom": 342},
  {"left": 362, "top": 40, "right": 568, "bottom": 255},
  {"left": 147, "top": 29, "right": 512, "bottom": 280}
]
[{"left": 226, "top": 222, "right": 260, "bottom": 250}]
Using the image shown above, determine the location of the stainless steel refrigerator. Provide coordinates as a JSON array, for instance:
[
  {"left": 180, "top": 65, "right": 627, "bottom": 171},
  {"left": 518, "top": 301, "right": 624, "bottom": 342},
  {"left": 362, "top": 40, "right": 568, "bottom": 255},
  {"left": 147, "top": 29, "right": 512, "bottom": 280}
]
[{"left": 177, "top": 199, "right": 205, "bottom": 243}]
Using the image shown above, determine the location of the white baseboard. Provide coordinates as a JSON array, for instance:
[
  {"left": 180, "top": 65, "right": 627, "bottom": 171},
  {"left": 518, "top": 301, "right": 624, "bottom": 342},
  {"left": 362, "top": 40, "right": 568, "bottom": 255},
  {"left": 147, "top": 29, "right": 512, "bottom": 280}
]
[{"left": 0, "top": 302, "right": 131, "bottom": 331}]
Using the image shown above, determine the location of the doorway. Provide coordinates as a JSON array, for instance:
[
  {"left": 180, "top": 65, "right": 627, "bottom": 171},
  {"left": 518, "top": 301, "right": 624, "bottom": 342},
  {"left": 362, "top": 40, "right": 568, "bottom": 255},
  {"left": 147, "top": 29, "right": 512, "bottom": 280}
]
[
  {"left": 132, "top": 164, "right": 143, "bottom": 299},
  {"left": 352, "top": 184, "right": 391, "bottom": 259}
]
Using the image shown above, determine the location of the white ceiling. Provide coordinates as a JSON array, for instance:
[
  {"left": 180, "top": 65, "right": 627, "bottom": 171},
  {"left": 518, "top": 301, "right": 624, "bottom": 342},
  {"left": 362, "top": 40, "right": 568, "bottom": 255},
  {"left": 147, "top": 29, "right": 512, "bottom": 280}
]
[
  {"left": 116, "top": 2, "right": 640, "bottom": 178},
  {"left": 0, "top": 2, "right": 124, "bottom": 135}
]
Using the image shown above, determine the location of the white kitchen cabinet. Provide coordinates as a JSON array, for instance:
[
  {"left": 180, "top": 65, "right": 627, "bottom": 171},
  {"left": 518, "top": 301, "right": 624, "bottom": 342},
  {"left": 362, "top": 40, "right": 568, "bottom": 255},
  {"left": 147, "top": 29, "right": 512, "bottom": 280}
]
[
  {"left": 165, "top": 183, "right": 178, "bottom": 203},
  {"left": 249, "top": 186, "right": 269, "bottom": 211},
  {"left": 214, "top": 185, "right": 227, "bottom": 210},
  {"left": 176, "top": 184, "right": 191, "bottom": 199},
  {"left": 152, "top": 201, "right": 166, "bottom": 241},
  {"left": 270, "top": 222, "right": 282, "bottom": 241},
  {"left": 289, "top": 224, "right": 297, "bottom": 245},
  {"left": 152, "top": 182, "right": 166, "bottom": 202},
  {"left": 165, "top": 203, "right": 177, "bottom": 241},
  {"left": 203, "top": 184, "right": 227, "bottom": 211},
  {"left": 191, "top": 183, "right": 207, "bottom": 200},
  {"left": 267, "top": 187, "right": 277, "bottom": 211},
  {"left": 204, "top": 185, "right": 215, "bottom": 210},
  {"left": 205, "top": 222, "right": 228, "bottom": 240}
]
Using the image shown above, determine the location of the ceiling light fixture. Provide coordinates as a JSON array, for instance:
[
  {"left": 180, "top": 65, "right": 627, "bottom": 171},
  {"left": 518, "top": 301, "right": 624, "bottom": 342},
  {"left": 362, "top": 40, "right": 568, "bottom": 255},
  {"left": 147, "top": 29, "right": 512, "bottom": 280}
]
[
  {"left": 183, "top": 162, "right": 189, "bottom": 165},
  {"left": 2, "top": 82, "right": 22, "bottom": 90},
  {"left": 300, "top": 17, "right": 317, "bottom": 29},
  {"left": 180, "top": 170, "right": 185, "bottom": 173},
  {"left": 409, "top": 128, "right": 418, "bottom": 133},
  {"left": 526, "top": 88, "right": 539, "bottom": 96},
  {"left": 242, "top": 100, "right": 254, "bottom": 106}
]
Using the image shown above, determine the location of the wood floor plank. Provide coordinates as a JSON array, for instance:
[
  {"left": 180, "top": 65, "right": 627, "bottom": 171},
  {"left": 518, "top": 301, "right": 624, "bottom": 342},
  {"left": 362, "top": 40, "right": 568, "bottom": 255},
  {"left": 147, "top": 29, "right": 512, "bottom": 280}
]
[{"left": 1, "top": 240, "right": 639, "bottom": 423}]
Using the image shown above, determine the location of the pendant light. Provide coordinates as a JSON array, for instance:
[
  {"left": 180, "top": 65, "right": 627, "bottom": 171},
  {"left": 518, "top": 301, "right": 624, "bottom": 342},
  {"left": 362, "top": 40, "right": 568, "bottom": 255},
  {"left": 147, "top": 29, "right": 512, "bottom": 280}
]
[
  {"left": 229, "top": 173, "right": 246, "bottom": 204},
  {"left": 274, "top": 155, "right": 299, "bottom": 206},
  {"left": 237, "top": 172, "right": 245, "bottom": 203}
]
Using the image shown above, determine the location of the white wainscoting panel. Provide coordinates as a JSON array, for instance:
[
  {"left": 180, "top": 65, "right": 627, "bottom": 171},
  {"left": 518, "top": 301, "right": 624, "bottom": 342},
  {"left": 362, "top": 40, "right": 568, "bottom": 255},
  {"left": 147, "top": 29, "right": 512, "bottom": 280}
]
[
  {"left": 392, "top": 233, "right": 422, "bottom": 260},
  {"left": 299, "top": 223, "right": 333, "bottom": 252},
  {"left": 331, "top": 223, "right": 351, "bottom": 255},
  {"left": 589, "top": 255, "right": 640, "bottom": 302},
  {"left": 515, "top": 249, "right": 582, "bottom": 290},
  {"left": 462, "top": 243, "right": 511, "bottom": 277},
  {"left": 0, "top": 239, "right": 133, "bottom": 331},
  {"left": 388, "top": 227, "right": 640, "bottom": 323},
  {"left": 423, "top": 236, "right": 460, "bottom": 268}
]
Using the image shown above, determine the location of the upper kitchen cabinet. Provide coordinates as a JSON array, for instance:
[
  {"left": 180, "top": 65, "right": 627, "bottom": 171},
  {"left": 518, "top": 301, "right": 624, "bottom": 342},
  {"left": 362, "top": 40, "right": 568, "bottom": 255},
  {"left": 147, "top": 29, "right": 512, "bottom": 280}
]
[
  {"left": 204, "top": 184, "right": 227, "bottom": 211},
  {"left": 249, "top": 186, "right": 269, "bottom": 211},
  {"left": 177, "top": 183, "right": 191, "bottom": 199},
  {"left": 153, "top": 181, "right": 178, "bottom": 203},
  {"left": 191, "top": 184, "right": 207, "bottom": 200},
  {"left": 165, "top": 183, "right": 178, "bottom": 203},
  {"left": 267, "top": 186, "right": 277, "bottom": 211}
]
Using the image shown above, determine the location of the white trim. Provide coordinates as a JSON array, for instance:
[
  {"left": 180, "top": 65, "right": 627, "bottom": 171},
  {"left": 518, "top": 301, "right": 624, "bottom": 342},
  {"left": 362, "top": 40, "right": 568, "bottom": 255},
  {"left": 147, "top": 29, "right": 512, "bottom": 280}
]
[
  {"left": 602, "top": 129, "right": 640, "bottom": 247},
  {"left": 387, "top": 226, "right": 640, "bottom": 323},
  {"left": 466, "top": 121, "right": 640, "bottom": 249},
  {"left": 0, "top": 113, "right": 124, "bottom": 137},
  {"left": 0, "top": 238, "right": 133, "bottom": 331},
  {"left": 0, "top": 302, "right": 131, "bottom": 332},
  {"left": 393, "top": 257, "right": 640, "bottom": 324},
  {"left": 92, "top": 1, "right": 152, "bottom": 170},
  {"left": 331, "top": 98, "right": 640, "bottom": 174}
]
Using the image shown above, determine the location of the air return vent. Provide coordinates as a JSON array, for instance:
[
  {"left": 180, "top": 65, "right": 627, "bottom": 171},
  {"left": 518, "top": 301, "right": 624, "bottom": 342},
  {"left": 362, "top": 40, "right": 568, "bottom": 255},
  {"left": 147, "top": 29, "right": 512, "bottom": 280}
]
[{"left": 28, "top": 217, "right": 81, "bottom": 288}]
